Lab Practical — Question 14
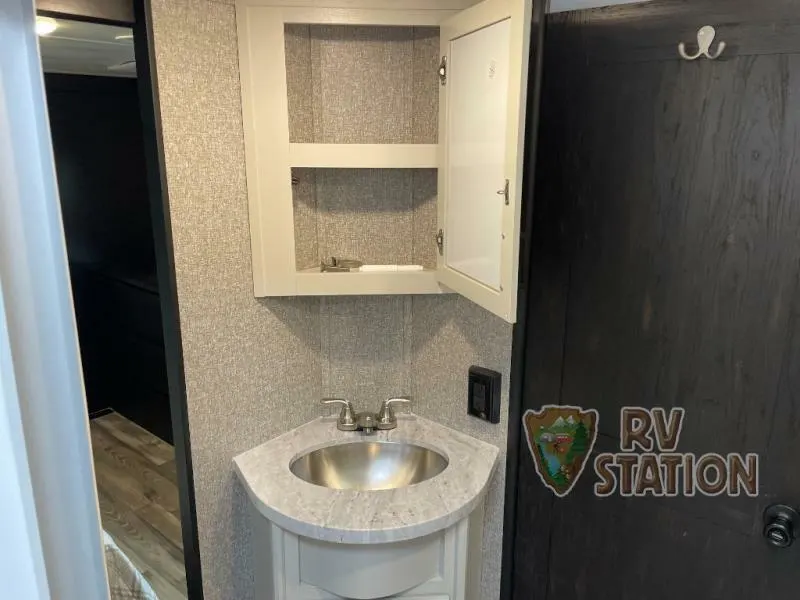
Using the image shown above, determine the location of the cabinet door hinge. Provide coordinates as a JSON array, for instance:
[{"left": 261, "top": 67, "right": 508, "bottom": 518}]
[
  {"left": 436, "top": 229, "right": 444, "bottom": 255},
  {"left": 438, "top": 56, "right": 447, "bottom": 86}
]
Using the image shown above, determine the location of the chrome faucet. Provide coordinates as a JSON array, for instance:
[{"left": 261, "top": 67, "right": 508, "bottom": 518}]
[
  {"left": 321, "top": 398, "right": 358, "bottom": 431},
  {"left": 321, "top": 397, "right": 412, "bottom": 435},
  {"left": 376, "top": 397, "right": 412, "bottom": 430}
]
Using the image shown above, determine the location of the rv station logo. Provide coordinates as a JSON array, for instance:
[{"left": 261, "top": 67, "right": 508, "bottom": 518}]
[
  {"left": 524, "top": 406, "right": 759, "bottom": 498},
  {"left": 523, "top": 406, "right": 599, "bottom": 497}
]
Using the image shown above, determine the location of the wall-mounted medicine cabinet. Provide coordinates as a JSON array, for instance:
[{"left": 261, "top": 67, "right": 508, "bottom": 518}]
[{"left": 236, "top": 0, "right": 531, "bottom": 322}]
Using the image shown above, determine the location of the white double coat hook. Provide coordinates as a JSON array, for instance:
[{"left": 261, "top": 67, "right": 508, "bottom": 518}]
[{"left": 678, "top": 25, "right": 726, "bottom": 61}]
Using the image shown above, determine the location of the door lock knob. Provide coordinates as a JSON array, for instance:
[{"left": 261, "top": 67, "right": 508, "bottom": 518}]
[{"left": 763, "top": 504, "right": 800, "bottom": 549}]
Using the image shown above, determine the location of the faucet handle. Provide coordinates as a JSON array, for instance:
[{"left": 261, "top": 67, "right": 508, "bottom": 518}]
[
  {"left": 377, "top": 397, "right": 412, "bottom": 427},
  {"left": 321, "top": 398, "right": 357, "bottom": 427}
]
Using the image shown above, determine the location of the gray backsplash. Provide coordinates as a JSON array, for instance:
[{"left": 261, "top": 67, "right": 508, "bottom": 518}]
[
  {"left": 320, "top": 296, "right": 413, "bottom": 407},
  {"left": 150, "top": 1, "right": 512, "bottom": 599}
]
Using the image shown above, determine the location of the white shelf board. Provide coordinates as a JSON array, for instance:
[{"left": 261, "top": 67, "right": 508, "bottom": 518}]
[
  {"left": 288, "top": 144, "right": 439, "bottom": 169},
  {"left": 295, "top": 267, "right": 444, "bottom": 295}
]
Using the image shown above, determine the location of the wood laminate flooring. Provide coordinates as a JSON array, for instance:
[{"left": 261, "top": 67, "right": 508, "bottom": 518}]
[{"left": 90, "top": 412, "right": 187, "bottom": 600}]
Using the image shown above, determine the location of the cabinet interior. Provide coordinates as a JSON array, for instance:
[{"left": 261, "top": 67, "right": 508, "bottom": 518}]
[
  {"left": 284, "top": 24, "right": 440, "bottom": 144},
  {"left": 285, "top": 24, "right": 440, "bottom": 272},
  {"left": 292, "top": 168, "right": 438, "bottom": 271}
]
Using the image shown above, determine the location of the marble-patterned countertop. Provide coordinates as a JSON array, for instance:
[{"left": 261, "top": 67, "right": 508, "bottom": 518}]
[{"left": 233, "top": 415, "right": 499, "bottom": 544}]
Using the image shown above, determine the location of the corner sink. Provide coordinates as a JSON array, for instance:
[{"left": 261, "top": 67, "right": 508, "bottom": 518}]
[{"left": 289, "top": 441, "right": 448, "bottom": 491}]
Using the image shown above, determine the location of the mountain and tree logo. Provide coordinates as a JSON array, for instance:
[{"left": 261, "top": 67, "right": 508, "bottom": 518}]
[{"left": 523, "top": 405, "right": 599, "bottom": 497}]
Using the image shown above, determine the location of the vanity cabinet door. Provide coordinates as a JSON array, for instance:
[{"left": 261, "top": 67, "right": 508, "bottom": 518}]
[
  {"left": 436, "top": 0, "right": 533, "bottom": 324},
  {"left": 253, "top": 506, "right": 484, "bottom": 600}
]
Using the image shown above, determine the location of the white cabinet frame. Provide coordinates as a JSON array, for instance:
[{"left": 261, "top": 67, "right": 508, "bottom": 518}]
[
  {"left": 237, "top": 0, "right": 532, "bottom": 322},
  {"left": 237, "top": 1, "right": 462, "bottom": 297}
]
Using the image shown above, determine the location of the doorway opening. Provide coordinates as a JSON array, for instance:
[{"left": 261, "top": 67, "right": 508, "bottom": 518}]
[{"left": 37, "top": 13, "right": 192, "bottom": 600}]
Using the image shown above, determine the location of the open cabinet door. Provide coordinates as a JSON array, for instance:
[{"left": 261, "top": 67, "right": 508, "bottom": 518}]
[{"left": 436, "top": 0, "right": 532, "bottom": 323}]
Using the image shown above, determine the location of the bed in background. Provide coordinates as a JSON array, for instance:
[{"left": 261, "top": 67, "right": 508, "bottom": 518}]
[{"left": 103, "top": 531, "right": 160, "bottom": 600}]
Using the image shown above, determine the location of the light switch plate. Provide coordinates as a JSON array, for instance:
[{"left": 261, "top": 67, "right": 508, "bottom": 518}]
[{"left": 467, "top": 366, "right": 501, "bottom": 423}]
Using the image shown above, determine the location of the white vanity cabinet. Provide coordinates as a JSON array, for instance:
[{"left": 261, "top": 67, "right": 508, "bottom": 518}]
[
  {"left": 250, "top": 503, "right": 485, "bottom": 600},
  {"left": 235, "top": 0, "right": 532, "bottom": 322},
  {"left": 234, "top": 417, "right": 500, "bottom": 600}
]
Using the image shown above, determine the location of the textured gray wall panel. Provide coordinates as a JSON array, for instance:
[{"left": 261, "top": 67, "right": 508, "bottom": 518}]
[
  {"left": 321, "top": 296, "right": 412, "bottom": 409},
  {"left": 410, "top": 295, "right": 513, "bottom": 600},
  {"left": 285, "top": 25, "right": 439, "bottom": 144},
  {"left": 310, "top": 25, "right": 414, "bottom": 143},
  {"left": 412, "top": 27, "right": 440, "bottom": 144},
  {"left": 316, "top": 168, "right": 413, "bottom": 264},
  {"left": 285, "top": 24, "right": 314, "bottom": 143},
  {"left": 412, "top": 169, "right": 438, "bottom": 269},
  {"left": 151, "top": 2, "right": 322, "bottom": 599},
  {"left": 293, "top": 168, "right": 438, "bottom": 269},
  {"left": 291, "top": 168, "right": 319, "bottom": 270}
]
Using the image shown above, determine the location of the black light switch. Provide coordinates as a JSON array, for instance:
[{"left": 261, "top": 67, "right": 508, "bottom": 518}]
[{"left": 468, "top": 366, "right": 501, "bottom": 423}]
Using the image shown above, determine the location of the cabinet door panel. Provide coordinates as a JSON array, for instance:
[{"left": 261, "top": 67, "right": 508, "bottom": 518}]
[
  {"left": 446, "top": 18, "right": 510, "bottom": 291},
  {"left": 437, "top": 0, "right": 532, "bottom": 323}
]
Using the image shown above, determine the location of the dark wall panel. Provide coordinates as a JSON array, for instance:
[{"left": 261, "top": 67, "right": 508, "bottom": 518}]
[
  {"left": 45, "top": 73, "right": 172, "bottom": 443},
  {"left": 45, "top": 73, "right": 155, "bottom": 271}
]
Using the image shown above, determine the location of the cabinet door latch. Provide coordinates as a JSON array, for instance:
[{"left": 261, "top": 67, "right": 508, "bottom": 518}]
[
  {"left": 497, "top": 179, "right": 510, "bottom": 205},
  {"left": 438, "top": 56, "right": 447, "bottom": 86},
  {"left": 436, "top": 229, "right": 444, "bottom": 255}
]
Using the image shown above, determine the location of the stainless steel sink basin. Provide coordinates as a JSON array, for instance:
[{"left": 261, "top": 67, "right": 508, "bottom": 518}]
[{"left": 289, "top": 441, "right": 448, "bottom": 491}]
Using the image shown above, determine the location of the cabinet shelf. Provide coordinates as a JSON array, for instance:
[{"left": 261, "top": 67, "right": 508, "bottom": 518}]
[
  {"left": 288, "top": 144, "right": 438, "bottom": 169},
  {"left": 295, "top": 267, "right": 442, "bottom": 295}
]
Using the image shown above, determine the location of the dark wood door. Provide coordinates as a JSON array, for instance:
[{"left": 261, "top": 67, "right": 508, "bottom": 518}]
[{"left": 510, "top": 1, "right": 800, "bottom": 598}]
